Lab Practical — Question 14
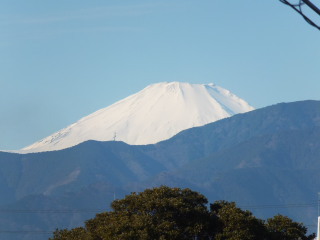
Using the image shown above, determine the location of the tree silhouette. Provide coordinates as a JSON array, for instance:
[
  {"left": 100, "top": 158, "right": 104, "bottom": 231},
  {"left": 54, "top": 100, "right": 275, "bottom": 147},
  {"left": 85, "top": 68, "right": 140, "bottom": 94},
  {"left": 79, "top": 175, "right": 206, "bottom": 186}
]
[
  {"left": 279, "top": 0, "right": 320, "bottom": 30},
  {"left": 50, "top": 186, "right": 315, "bottom": 240}
]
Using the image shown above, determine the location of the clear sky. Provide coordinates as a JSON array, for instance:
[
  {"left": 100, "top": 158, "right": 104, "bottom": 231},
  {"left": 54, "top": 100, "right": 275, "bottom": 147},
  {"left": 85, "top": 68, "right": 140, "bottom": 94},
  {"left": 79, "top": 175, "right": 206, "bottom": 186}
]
[{"left": 1, "top": 0, "right": 319, "bottom": 150}]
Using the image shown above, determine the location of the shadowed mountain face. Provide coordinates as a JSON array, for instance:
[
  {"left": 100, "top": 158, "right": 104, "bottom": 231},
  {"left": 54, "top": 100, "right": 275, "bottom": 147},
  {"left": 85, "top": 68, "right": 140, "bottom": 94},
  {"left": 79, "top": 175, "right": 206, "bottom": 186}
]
[{"left": 0, "top": 100, "right": 319, "bottom": 240}]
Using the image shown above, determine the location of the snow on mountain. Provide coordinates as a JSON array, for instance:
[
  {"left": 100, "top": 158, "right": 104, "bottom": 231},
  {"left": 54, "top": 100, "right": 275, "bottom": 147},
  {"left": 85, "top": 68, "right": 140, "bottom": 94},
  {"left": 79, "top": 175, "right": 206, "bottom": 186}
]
[{"left": 21, "top": 82, "right": 254, "bottom": 152}]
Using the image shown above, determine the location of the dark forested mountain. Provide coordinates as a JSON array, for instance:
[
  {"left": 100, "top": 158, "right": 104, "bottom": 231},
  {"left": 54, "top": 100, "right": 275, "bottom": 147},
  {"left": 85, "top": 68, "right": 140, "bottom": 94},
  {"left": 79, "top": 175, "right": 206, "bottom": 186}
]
[{"left": 0, "top": 100, "right": 319, "bottom": 240}]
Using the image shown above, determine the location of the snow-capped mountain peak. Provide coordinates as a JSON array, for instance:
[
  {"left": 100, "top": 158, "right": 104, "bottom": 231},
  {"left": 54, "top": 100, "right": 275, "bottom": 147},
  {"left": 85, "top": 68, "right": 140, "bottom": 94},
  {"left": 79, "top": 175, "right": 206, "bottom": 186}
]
[{"left": 22, "top": 82, "right": 254, "bottom": 152}]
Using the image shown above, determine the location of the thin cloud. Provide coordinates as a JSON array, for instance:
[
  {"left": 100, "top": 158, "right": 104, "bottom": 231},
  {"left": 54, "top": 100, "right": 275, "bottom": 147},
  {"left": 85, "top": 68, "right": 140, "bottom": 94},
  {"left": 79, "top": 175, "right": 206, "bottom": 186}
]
[
  {"left": 0, "top": 2, "right": 172, "bottom": 26},
  {"left": 0, "top": 1, "right": 181, "bottom": 44}
]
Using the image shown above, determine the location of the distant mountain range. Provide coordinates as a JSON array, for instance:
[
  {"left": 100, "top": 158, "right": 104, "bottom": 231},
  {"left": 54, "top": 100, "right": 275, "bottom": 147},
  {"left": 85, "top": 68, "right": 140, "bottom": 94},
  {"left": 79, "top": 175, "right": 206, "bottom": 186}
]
[
  {"left": 21, "top": 82, "right": 254, "bottom": 152},
  {"left": 0, "top": 100, "right": 319, "bottom": 240}
]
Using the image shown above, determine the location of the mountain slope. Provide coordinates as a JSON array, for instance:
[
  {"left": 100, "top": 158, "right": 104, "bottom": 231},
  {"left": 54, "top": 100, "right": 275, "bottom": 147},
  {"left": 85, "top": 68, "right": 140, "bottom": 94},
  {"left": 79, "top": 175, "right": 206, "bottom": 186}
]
[
  {"left": 146, "top": 127, "right": 320, "bottom": 225},
  {"left": 0, "top": 100, "right": 319, "bottom": 239},
  {"left": 22, "top": 82, "right": 254, "bottom": 152},
  {"left": 1, "top": 101, "right": 319, "bottom": 201},
  {"left": 140, "top": 100, "right": 320, "bottom": 169}
]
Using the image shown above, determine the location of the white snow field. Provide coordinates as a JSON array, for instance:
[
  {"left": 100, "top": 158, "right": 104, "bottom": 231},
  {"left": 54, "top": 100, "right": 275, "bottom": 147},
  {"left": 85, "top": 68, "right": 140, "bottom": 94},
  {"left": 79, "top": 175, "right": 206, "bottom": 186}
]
[{"left": 22, "top": 82, "right": 254, "bottom": 152}]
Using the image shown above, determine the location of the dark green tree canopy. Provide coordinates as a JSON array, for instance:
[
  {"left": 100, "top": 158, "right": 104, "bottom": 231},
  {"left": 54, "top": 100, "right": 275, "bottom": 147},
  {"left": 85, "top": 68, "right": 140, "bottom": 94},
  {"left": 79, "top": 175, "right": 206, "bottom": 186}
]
[
  {"left": 50, "top": 186, "right": 315, "bottom": 240},
  {"left": 210, "top": 201, "right": 267, "bottom": 240},
  {"left": 266, "top": 214, "right": 315, "bottom": 240},
  {"left": 51, "top": 227, "right": 91, "bottom": 240},
  {"left": 86, "top": 186, "right": 211, "bottom": 240}
]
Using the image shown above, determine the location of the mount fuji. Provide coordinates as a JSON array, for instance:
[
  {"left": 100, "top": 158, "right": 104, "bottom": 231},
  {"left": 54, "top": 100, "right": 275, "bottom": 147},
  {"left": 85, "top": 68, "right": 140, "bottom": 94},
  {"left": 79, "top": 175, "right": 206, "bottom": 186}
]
[{"left": 22, "top": 82, "right": 254, "bottom": 152}]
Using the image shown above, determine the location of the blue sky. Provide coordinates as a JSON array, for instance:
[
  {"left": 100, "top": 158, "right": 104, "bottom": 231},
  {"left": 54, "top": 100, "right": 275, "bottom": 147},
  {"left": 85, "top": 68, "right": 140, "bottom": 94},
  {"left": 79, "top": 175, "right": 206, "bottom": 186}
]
[{"left": 1, "top": 0, "right": 319, "bottom": 150}]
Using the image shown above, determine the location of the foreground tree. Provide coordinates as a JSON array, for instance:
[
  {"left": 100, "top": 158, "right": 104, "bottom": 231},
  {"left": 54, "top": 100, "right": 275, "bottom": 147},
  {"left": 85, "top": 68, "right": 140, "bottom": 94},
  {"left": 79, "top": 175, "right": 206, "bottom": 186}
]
[
  {"left": 50, "top": 186, "right": 314, "bottom": 240},
  {"left": 51, "top": 227, "right": 91, "bottom": 240},
  {"left": 265, "top": 214, "right": 315, "bottom": 240},
  {"left": 52, "top": 186, "right": 212, "bottom": 240},
  {"left": 210, "top": 201, "right": 267, "bottom": 240}
]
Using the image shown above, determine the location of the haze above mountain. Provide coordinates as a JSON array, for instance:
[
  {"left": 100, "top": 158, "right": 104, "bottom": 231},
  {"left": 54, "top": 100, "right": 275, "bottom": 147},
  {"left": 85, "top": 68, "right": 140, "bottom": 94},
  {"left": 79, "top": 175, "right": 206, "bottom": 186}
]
[{"left": 22, "top": 82, "right": 254, "bottom": 153}]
